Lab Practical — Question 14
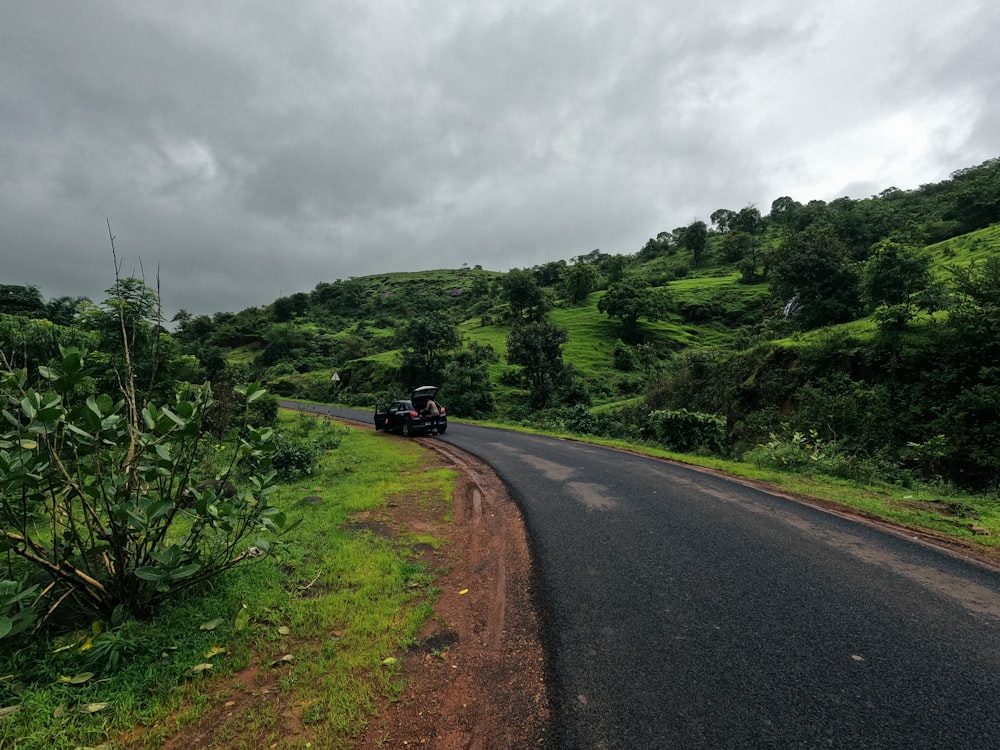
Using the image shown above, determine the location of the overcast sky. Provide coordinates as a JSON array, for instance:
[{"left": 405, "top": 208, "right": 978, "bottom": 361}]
[{"left": 3, "top": 1, "right": 999, "bottom": 319}]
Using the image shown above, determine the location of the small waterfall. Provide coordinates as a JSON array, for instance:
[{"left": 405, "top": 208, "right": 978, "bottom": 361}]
[{"left": 783, "top": 293, "right": 801, "bottom": 319}]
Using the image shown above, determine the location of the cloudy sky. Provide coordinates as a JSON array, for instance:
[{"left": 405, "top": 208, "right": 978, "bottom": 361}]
[{"left": 3, "top": 1, "right": 998, "bottom": 319}]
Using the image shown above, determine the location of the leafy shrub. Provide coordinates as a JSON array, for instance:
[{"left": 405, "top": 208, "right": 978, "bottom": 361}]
[
  {"left": 267, "top": 413, "right": 344, "bottom": 480},
  {"left": 742, "top": 430, "right": 908, "bottom": 485},
  {"left": 270, "top": 435, "right": 321, "bottom": 480},
  {"left": 612, "top": 340, "right": 637, "bottom": 372},
  {"left": 0, "top": 349, "right": 289, "bottom": 629},
  {"left": 744, "top": 429, "right": 827, "bottom": 471},
  {"left": 0, "top": 577, "right": 39, "bottom": 642},
  {"left": 249, "top": 390, "right": 279, "bottom": 427},
  {"left": 647, "top": 409, "right": 727, "bottom": 454}
]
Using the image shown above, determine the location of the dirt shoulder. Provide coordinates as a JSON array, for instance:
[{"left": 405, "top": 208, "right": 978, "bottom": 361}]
[{"left": 353, "top": 439, "right": 553, "bottom": 749}]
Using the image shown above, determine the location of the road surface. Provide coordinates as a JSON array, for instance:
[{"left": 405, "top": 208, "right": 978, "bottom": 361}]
[{"left": 286, "top": 403, "right": 1000, "bottom": 749}]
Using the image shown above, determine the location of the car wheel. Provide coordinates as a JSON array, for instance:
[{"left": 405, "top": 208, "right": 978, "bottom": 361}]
[
  {"left": 437, "top": 425, "right": 446, "bottom": 434},
  {"left": 402, "top": 423, "right": 412, "bottom": 438}
]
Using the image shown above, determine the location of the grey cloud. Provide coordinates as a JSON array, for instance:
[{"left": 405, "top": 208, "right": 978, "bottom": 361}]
[{"left": 2, "top": 0, "right": 998, "bottom": 317}]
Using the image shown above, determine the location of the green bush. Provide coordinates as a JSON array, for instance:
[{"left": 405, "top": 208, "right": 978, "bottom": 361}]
[
  {"left": 612, "top": 340, "right": 637, "bottom": 372},
  {"left": 270, "top": 435, "right": 321, "bottom": 480},
  {"left": 0, "top": 349, "right": 289, "bottom": 629},
  {"left": 647, "top": 409, "right": 727, "bottom": 454},
  {"left": 742, "top": 430, "right": 909, "bottom": 485},
  {"left": 0, "top": 577, "right": 39, "bottom": 642},
  {"left": 266, "top": 413, "right": 344, "bottom": 480}
]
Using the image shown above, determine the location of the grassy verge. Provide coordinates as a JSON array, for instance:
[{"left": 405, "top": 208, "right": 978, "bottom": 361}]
[{"left": 1, "top": 412, "right": 453, "bottom": 750}]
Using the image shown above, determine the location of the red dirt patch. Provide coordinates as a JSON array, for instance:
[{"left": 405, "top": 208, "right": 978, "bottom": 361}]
[{"left": 352, "top": 441, "right": 552, "bottom": 749}]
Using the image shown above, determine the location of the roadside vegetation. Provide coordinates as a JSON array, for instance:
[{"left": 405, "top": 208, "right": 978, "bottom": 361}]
[
  {"left": 1, "top": 408, "right": 451, "bottom": 749},
  {"left": 2, "top": 155, "right": 999, "bottom": 745}
]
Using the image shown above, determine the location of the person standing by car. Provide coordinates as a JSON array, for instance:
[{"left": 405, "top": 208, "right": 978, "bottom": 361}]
[{"left": 421, "top": 398, "right": 441, "bottom": 432}]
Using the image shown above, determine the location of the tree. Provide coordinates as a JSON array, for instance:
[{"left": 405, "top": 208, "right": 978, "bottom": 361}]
[
  {"left": 500, "top": 268, "right": 547, "bottom": 321},
  {"left": 710, "top": 208, "right": 736, "bottom": 233},
  {"left": 87, "top": 278, "right": 179, "bottom": 402},
  {"left": 681, "top": 221, "right": 708, "bottom": 265},
  {"left": 562, "top": 261, "right": 599, "bottom": 304},
  {"left": 947, "top": 255, "right": 1000, "bottom": 337},
  {"left": 0, "top": 285, "right": 46, "bottom": 318},
  {"left": 767, "top": 225, "right": 861, "bottom": 329},
  {"left": 506, "top": 320, "right": 572, "bottom": 408},
  {"left": 532, "top": 260, "right": 566, "bottom": 288},
  {"left": 311, "top": 278, "right": 367, "bottom": 318},
  {"left": 730, "top": 205, "right": 762, "bottom": 236},
  {"left": 601, "top": 254, "right": 629, "bottom": 284},
  {"left": 399, "top": 316, "right": 461, "bottom": 385},
  {"left": 597, "top": 277, "right": 670, "bottom": 341},
  {"left": 271, "top": 292, "right": 309, "bottom": 322},
  {"left": 103, "top": 277, "right": 161, "bottom": 327},
  {"left": 441, "top": 342, "right": 497, "bottom": 417},
  {"left": 860, "top": 240, "right": 934, "bottom": 328},
  {"left": 255, "top": 323, "right": 319, "bottom": 369},
  {"left": 769, "top": 196, "right": 802, "bottom": 227},
  {"left": 45, "top": 295, "right": 89, "bottom": 326}
]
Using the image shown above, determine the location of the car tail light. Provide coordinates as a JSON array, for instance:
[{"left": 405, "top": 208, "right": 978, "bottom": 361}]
[
  {"left": 439, "top": 407, "right": 446, "bottom": 415},
  {"left": 408, "top": 410, "right": 419, "bottom": 417}
]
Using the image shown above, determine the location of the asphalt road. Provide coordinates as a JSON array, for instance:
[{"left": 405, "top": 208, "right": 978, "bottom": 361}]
[{"left": 286, "top": 403, "right": 1000, "bottom": 749}]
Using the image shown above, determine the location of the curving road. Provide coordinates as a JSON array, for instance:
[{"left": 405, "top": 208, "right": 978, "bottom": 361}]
[{"left": 287, "top": 404, "right": 1000, "bottom": 749}]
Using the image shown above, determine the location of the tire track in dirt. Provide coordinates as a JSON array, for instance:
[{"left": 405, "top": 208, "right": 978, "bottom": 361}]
[{"left": 355, "top": 436, "right": 552, "bottom": 749}]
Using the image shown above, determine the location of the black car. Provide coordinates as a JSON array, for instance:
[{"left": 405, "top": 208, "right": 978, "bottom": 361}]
[{"left": 374, "top": 386, "right": 447, "bottom": 437}]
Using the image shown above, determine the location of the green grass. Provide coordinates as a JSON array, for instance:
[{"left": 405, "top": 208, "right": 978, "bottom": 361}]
[
  {"left": 926, "top": 224, "right": 1000, "bottom": 272},
  {"left": 0, "top": 413, "right": 454, "bottom": 750},
  {"left": 666, "top": 273, "right": 770, "bottom": 305},
  {"left": 457, "top": 319, "right": 509, "bottom": 356}
]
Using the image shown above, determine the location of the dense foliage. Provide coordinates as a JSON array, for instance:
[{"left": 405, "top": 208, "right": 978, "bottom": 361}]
[
  {"left": 0, "top": 277, "right": 292, "bottom": 659},
  {"left": 0, "top": 353, "right": 287, "bottom": 625}
]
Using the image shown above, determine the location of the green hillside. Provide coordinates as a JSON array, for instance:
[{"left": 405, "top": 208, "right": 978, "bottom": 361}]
[{"left": 5, "top": 156, "right": 1000, "bottom": 491}]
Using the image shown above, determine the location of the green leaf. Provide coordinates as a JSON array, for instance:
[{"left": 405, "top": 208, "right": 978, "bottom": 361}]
[
  {"left": 161, "top": 407, "right": 186, "bottom": 427},
  {"left": 16, "top": 439, "right": 35, "bottom": 450},
  {"left": 147, "top": 500, "right": 173, "bottom": 523},
  {"left": 0, "top": 618, "right": 11, "bottom": 639},
  {"left": 86, "top": 395, "right": 103, "bottom": 418},
  {"left": 0, "top": 705, "right": 21, "bottom": 718},
  {"left": 58, "top": 672, "right": 94, "bottom": 685},
  {"left": 61, "top": 350, "right": 83, "bottom": 374},
  {"left": 247, "top": 388, "right": 267, "bottom": 403},
  {"left": 65, "top": 423, "right": 94, "bottom": 440},
  {"left": 19, "top": 397, "right": 36, "bottom": 419},
  {"left": 78, "top": 702, "right": 109, "bottom": 714},
  {"left": 199, "top": 618, "right": 224, "bottom": 631},
  {"left": 234, "top": 605, "right": 249, "bottom": 632},
  {"left": 134, "top": 567, "right": 168, "bottom": 582},
  {"left": 170, "top": 563, "right": 202, "bottom": 580},
  {"left": 189, "top": 663, "right": 213, "bottom": 675},
  {"left": 125, "top": 508, "right": 148, "bottom": 529}
]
